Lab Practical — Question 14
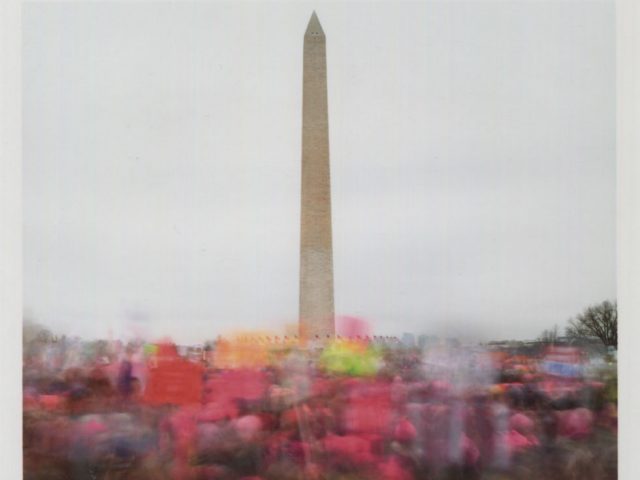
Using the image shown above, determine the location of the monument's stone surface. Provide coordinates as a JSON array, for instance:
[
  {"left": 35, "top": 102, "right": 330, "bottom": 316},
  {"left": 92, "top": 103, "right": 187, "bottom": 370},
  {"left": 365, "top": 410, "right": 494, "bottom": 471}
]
[{"left": 299, "top": 12, "right": 335, "bottom": 343}]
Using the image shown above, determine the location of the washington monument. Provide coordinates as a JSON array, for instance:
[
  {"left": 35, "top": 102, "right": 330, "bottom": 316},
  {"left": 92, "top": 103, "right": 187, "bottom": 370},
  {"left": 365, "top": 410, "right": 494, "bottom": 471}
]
[{"left": 299, "top": 12, "right": 335, "bottom": 342}]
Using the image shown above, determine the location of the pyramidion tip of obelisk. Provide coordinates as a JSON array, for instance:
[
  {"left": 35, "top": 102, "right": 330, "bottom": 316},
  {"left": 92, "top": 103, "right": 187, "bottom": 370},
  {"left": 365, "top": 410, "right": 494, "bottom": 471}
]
[{"left": 305, "top": 11, "right": 324, "bottom": 37}]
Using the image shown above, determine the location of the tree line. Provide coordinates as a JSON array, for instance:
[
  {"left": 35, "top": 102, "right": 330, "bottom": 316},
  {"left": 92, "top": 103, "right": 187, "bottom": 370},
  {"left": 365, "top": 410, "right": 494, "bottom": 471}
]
[{"left": 538, "top": 299, "right": 617, "bottom": 349}]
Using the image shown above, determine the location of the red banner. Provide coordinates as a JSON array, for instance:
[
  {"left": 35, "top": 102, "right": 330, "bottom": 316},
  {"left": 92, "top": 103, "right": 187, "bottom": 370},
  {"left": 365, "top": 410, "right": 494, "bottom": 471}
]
[{"left": 143, "top": 359, "right": 204, "bottom": 406}]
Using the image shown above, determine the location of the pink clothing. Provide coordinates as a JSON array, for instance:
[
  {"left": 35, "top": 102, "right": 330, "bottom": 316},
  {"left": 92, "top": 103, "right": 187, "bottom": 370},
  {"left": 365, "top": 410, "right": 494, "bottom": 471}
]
[{"left": 557, "top": 408, "right": 594, "bottom": 440}]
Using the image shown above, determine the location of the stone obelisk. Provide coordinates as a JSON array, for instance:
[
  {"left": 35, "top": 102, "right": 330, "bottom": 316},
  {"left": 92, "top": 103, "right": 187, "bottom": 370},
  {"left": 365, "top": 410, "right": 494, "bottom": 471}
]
[{"left": 299, "top": 12, "right": 335, "bottom": 343}]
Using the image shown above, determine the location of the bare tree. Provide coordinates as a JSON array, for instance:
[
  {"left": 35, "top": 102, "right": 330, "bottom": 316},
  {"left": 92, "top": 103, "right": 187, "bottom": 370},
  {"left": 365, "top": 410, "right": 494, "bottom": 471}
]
[
  {"left": 566, "top": 300, "right": 617, "bottom": 348},
  {"left": 23, "top": 318, "right": 53, "bottom": 345},
  {"left": 538, "top": 325, "right": 559, "bottom": 345}
]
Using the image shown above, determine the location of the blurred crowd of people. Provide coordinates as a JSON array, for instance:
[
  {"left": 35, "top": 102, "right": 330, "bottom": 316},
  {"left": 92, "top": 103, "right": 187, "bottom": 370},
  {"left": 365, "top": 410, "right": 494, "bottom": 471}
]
[{"left": 23, "top": 333, "right": 617, "bottom": 480}]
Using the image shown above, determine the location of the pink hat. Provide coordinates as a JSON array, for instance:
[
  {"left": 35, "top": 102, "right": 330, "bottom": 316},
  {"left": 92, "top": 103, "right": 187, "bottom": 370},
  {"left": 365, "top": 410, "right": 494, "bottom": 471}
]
[
  {"left": 394, "top": 418, "right": 417, "bottom": 443},
  {"left": 509, "top": 413, "right": 535, "bottom": 434}
]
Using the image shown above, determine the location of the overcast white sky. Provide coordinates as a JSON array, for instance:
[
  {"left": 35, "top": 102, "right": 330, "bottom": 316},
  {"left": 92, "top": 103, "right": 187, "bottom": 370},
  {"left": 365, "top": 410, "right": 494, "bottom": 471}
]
[{"left": 23, "top": 1, "right": 615, "bottom": 344}]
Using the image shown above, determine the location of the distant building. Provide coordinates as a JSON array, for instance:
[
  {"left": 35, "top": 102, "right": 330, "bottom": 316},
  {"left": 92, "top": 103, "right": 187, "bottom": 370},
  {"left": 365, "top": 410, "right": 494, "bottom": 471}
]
[{"left": 401, "top": 333, "right": 416, "bottom": 347}]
